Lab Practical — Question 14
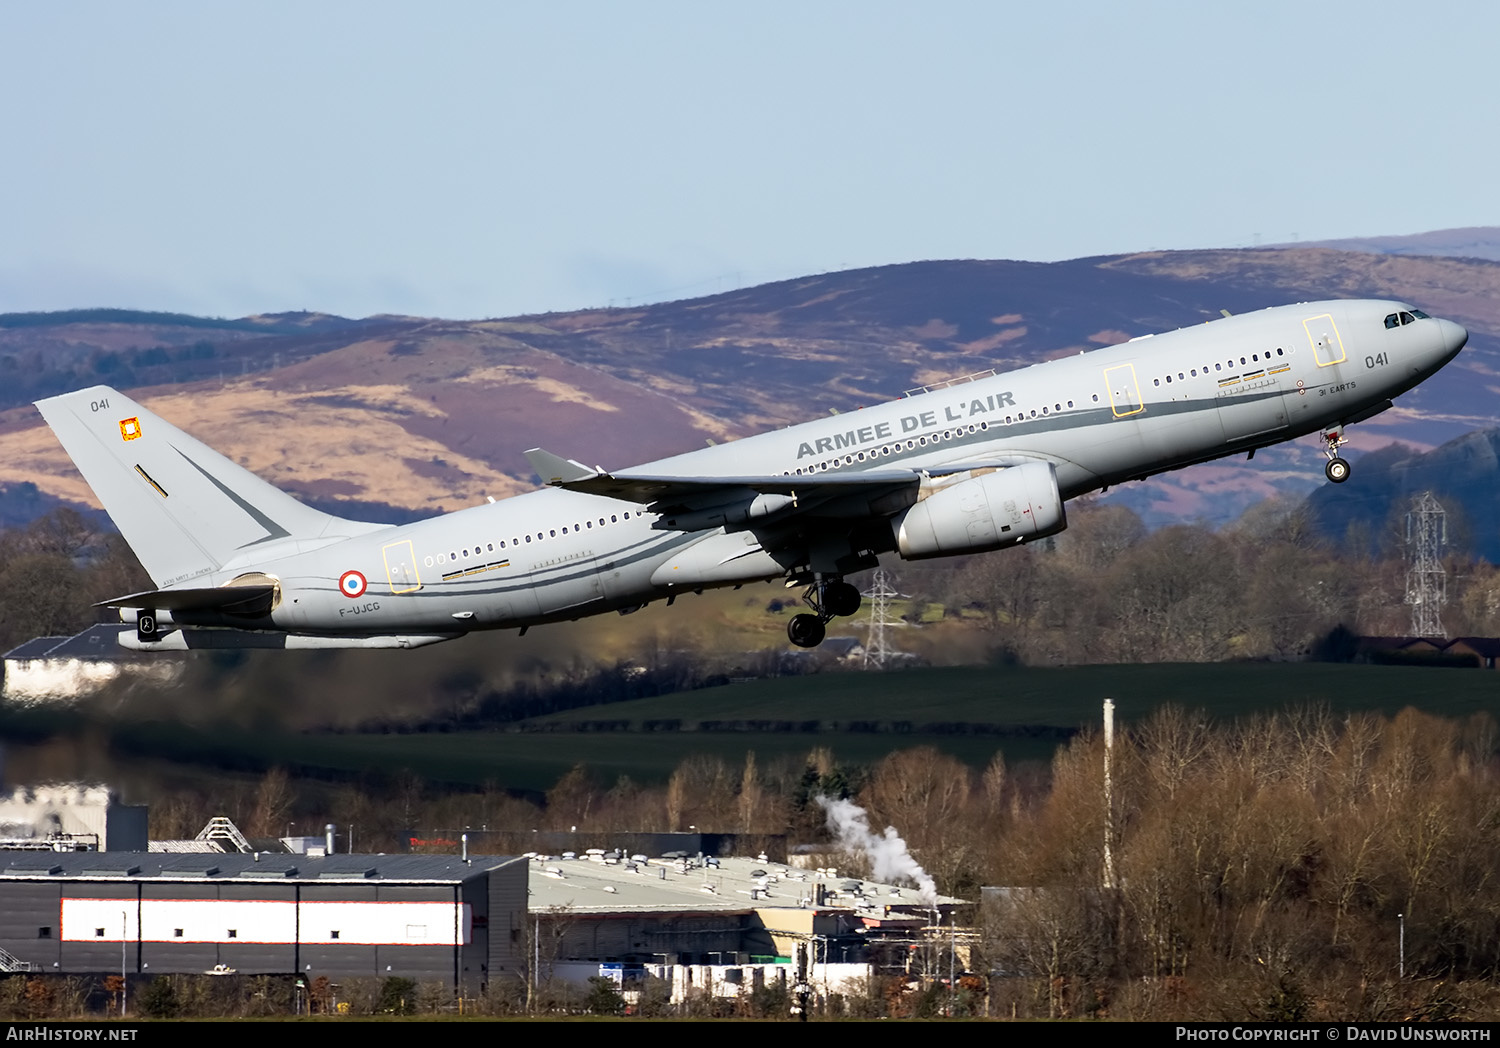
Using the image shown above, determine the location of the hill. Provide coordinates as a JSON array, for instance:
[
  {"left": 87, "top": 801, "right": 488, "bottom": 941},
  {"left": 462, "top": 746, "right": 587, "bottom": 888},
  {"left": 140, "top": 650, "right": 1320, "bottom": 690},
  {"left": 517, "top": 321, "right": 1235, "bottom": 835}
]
[{"left": 1, "top": 245, "right": 1497, "bottom": 529}]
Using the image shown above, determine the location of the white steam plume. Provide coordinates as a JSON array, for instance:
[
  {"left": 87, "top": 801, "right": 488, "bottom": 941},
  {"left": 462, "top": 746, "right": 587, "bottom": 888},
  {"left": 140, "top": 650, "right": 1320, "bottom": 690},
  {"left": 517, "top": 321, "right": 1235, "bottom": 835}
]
[{"left": 817, "top": 796, "right": 937, "bottom": 905}]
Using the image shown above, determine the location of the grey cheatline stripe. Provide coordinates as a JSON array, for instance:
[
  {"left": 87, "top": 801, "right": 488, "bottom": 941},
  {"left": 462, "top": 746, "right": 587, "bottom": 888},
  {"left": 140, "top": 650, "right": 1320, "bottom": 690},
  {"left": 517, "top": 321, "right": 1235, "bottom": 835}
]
[
  {"left": 172, "top": 446, "right": 291, "bottom": 547},
  {"left": 318, "top": 532, "right": 701, "bottom": 599}
]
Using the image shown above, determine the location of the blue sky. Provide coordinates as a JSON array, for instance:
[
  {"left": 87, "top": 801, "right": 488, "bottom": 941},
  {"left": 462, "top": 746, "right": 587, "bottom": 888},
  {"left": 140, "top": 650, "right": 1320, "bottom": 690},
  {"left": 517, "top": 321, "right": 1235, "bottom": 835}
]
[{"left": 2, "top": 1, "right": 1495, "bottom": 320}]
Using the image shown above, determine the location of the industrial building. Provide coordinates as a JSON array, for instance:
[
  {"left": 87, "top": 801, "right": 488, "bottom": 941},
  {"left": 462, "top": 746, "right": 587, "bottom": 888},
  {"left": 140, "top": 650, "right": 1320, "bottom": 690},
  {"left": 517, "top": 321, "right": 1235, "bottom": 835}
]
[
  {"left": 0, "top": 784, "right": 147, "bottom": 853},
  {"left": 0, "top": 851, "right": 527, "bottom": 990},
  {"left": 527, "top": 849, "right": 962, "bottom": 1003}
]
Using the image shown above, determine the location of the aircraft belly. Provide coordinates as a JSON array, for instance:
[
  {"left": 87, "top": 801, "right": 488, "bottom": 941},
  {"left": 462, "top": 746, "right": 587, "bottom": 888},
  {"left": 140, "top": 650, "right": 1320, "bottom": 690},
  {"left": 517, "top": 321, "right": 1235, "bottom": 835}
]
[
  {"left": 1140, "top": 408, "right": 1226, "bottom": 461},
  {"left": 527, "top": 557, "right": 604, "bottom": 616},
  {"left": 649, "top": 530, "right": 785, "bottom": 587},
  {"left": 1050, "top": 419, "right": 1146, "bottom": 482},
  {"left": 1218, "top": 388, "right": 1288, "bottom": 441}
]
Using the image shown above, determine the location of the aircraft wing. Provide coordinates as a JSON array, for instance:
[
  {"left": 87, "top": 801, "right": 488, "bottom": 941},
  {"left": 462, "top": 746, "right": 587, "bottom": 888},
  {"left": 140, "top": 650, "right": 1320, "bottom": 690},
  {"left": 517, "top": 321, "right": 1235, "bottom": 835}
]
[{"left": 525, "top": 446, "right": 1047, "bottom": 514}]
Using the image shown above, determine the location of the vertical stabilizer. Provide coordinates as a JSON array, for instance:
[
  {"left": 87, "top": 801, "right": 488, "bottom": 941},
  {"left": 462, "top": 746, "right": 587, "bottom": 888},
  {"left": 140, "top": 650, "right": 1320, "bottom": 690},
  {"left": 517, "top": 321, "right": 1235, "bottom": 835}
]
[{"left": 35, "top": 386, "right": 378, "bottom": 587}]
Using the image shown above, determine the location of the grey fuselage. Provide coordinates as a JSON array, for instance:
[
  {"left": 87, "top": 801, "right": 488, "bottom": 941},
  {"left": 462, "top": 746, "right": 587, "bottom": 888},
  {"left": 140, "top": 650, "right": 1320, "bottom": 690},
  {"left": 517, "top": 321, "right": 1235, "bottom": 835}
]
[{"left": 187, "top": 298, "right": 1467, "bottom": 639}]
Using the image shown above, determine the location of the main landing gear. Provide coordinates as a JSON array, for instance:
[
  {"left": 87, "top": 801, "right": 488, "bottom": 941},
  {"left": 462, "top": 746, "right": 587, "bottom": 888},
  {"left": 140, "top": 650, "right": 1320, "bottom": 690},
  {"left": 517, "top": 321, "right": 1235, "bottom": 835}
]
[
  {"left": 786, "top": 576, "right": 862, "bottom": 648},
  {"left": 1322, "top": 427, "right": 1351, "bottom": 484}
]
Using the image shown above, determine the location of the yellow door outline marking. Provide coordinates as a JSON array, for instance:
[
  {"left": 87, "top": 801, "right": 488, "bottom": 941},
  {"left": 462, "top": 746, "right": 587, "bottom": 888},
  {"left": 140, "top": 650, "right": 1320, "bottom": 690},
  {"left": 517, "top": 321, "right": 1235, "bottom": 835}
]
[
  {"left": 1103, "top": 363, "right": 1144, "bottom": 417},
  {"left": 1303, "top": 313, "right": 1346, "bottom": 367},
  {"left": 382, "top": 539, "right": 422, "bottom": 594}
]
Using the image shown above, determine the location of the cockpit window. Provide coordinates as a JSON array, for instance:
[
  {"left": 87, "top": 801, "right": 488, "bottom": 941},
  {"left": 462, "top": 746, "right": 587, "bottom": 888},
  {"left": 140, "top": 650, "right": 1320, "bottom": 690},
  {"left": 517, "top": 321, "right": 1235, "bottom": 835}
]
[{"left": 1384, "top": 310, "right": 1426, "bottom": 329}]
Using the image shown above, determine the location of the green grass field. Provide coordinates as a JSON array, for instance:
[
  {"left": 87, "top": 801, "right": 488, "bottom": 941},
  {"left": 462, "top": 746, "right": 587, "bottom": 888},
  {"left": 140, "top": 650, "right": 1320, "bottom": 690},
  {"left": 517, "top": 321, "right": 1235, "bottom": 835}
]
[{"left": 66, "top": 662, "right": 1498, "bottom": 794}]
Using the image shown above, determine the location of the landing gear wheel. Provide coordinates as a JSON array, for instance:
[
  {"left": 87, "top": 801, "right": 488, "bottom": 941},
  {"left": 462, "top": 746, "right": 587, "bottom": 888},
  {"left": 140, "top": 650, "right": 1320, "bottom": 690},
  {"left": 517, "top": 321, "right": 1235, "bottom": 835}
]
[
  {"left": 822, "top": 580, "right": 862, "bottom": 618},
  {"left": 787, "top": 613, "right": 826, "bottom": 649},
  {"left": 1325, "top": 457, "right": 1350, "bottom": 484}
]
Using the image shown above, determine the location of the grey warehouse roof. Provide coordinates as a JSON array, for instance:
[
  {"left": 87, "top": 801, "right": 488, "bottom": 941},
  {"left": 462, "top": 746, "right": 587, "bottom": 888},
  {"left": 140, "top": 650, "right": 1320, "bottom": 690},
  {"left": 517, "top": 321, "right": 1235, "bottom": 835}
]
[
  {"left": 0, "top": 851, "right": 522, "bottom": 884},
  {"left": 525, "top": 852, "right": 958, "bottom": 915}
]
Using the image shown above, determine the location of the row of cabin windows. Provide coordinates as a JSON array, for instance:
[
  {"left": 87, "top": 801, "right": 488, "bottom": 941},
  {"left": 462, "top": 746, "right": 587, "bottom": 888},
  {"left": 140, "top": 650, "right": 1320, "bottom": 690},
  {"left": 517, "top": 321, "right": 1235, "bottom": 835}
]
[
  {"left": 791, "top": 422, "right": 992, "bottom": 475},
  {"left": 1152, "top": 347, "right": 1287, "bottom": 387},
  {"left": 447, "top": 511, "right": 638, "bottom": 562},
  {"left": 789, "top": 401, "right": 1080, "bottom": 475}
]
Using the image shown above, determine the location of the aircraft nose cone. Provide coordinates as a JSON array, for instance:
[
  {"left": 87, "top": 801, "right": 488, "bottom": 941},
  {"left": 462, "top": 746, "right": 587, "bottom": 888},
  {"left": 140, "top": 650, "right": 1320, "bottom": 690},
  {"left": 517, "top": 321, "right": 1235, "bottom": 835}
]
[{"left": 1439, "top": 318, "right": 1469, "bottom": 356}]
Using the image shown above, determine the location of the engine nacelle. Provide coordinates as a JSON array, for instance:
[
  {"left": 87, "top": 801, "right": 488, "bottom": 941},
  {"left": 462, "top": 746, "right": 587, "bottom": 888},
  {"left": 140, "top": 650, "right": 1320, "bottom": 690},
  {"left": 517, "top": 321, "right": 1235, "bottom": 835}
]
[{"left": 892, "top": 461, "right": 1066, "bottom": 560}]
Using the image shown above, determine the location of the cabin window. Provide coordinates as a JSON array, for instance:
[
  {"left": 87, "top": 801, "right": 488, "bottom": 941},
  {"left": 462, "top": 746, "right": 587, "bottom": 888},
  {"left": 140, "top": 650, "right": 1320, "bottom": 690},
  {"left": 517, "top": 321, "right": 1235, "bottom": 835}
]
[
  {"left": 524, "top": 536, "right": 531, "bottom": 543},
  {"left": 611, "top": 515, "right": 618, "bottom": 523},
  {"left": 549, "top": 530, "right": 556, "bottom": 538}
]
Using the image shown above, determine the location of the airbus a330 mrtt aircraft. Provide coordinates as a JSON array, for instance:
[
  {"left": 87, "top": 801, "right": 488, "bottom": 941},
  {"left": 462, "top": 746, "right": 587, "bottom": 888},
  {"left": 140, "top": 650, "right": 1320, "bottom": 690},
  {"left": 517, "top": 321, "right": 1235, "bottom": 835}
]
[{"left": 36, "top": 299, "right": 1467, "bottom": 651}]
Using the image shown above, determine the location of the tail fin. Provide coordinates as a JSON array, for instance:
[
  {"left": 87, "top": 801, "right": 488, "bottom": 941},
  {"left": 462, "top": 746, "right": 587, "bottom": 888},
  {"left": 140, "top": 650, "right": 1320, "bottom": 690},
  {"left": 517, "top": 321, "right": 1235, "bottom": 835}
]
[{"left": 35, "top": 386, "right": 377, "bottom": 587}]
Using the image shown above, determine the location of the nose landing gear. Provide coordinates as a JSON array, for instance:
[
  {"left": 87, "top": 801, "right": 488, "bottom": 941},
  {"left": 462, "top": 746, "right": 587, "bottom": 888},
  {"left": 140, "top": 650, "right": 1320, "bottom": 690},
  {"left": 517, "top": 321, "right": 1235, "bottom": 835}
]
[
  {"left": 786, "top": 575, "right": 863, "bottom": 648},
  {"left": 1322, "top": 428, "right": 1351, "bottom": 484}
]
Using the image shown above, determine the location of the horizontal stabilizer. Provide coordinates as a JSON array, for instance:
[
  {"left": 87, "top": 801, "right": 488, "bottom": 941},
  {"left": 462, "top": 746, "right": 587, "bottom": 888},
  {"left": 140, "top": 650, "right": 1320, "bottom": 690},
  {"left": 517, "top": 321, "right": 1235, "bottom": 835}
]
[
  {"left": 97, "top": 585, "right": 277, "bottom": 617},
  {"left": 117, "top": 629, "right": 463, "bottom": 652}
]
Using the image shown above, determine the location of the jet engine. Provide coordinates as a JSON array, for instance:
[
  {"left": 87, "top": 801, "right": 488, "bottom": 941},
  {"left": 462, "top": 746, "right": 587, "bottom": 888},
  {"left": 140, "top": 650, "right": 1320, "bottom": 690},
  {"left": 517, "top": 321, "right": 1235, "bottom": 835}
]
[{"left": 891, "top": 461, "right": 1066, "bottom": 559}]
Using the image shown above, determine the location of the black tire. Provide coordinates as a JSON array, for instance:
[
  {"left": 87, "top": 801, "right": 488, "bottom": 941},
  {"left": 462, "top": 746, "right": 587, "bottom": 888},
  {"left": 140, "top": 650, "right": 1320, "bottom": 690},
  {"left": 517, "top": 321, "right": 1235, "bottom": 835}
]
[
  {"left": 822, "top": 580, "right": 862, "bottom": 618},
  {"left": 1325, "top": 457, "right": 1350, "bottom": 483},
  {"left": 787, "top": 613, "right": 826, "bottom": 648}
]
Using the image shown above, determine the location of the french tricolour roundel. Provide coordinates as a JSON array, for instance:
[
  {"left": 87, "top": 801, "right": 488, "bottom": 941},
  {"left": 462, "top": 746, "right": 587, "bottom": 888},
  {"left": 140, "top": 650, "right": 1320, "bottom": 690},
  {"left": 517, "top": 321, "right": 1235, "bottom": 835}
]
[{"left": 339, "top": 570, "right": 367, "bottom": 598}]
